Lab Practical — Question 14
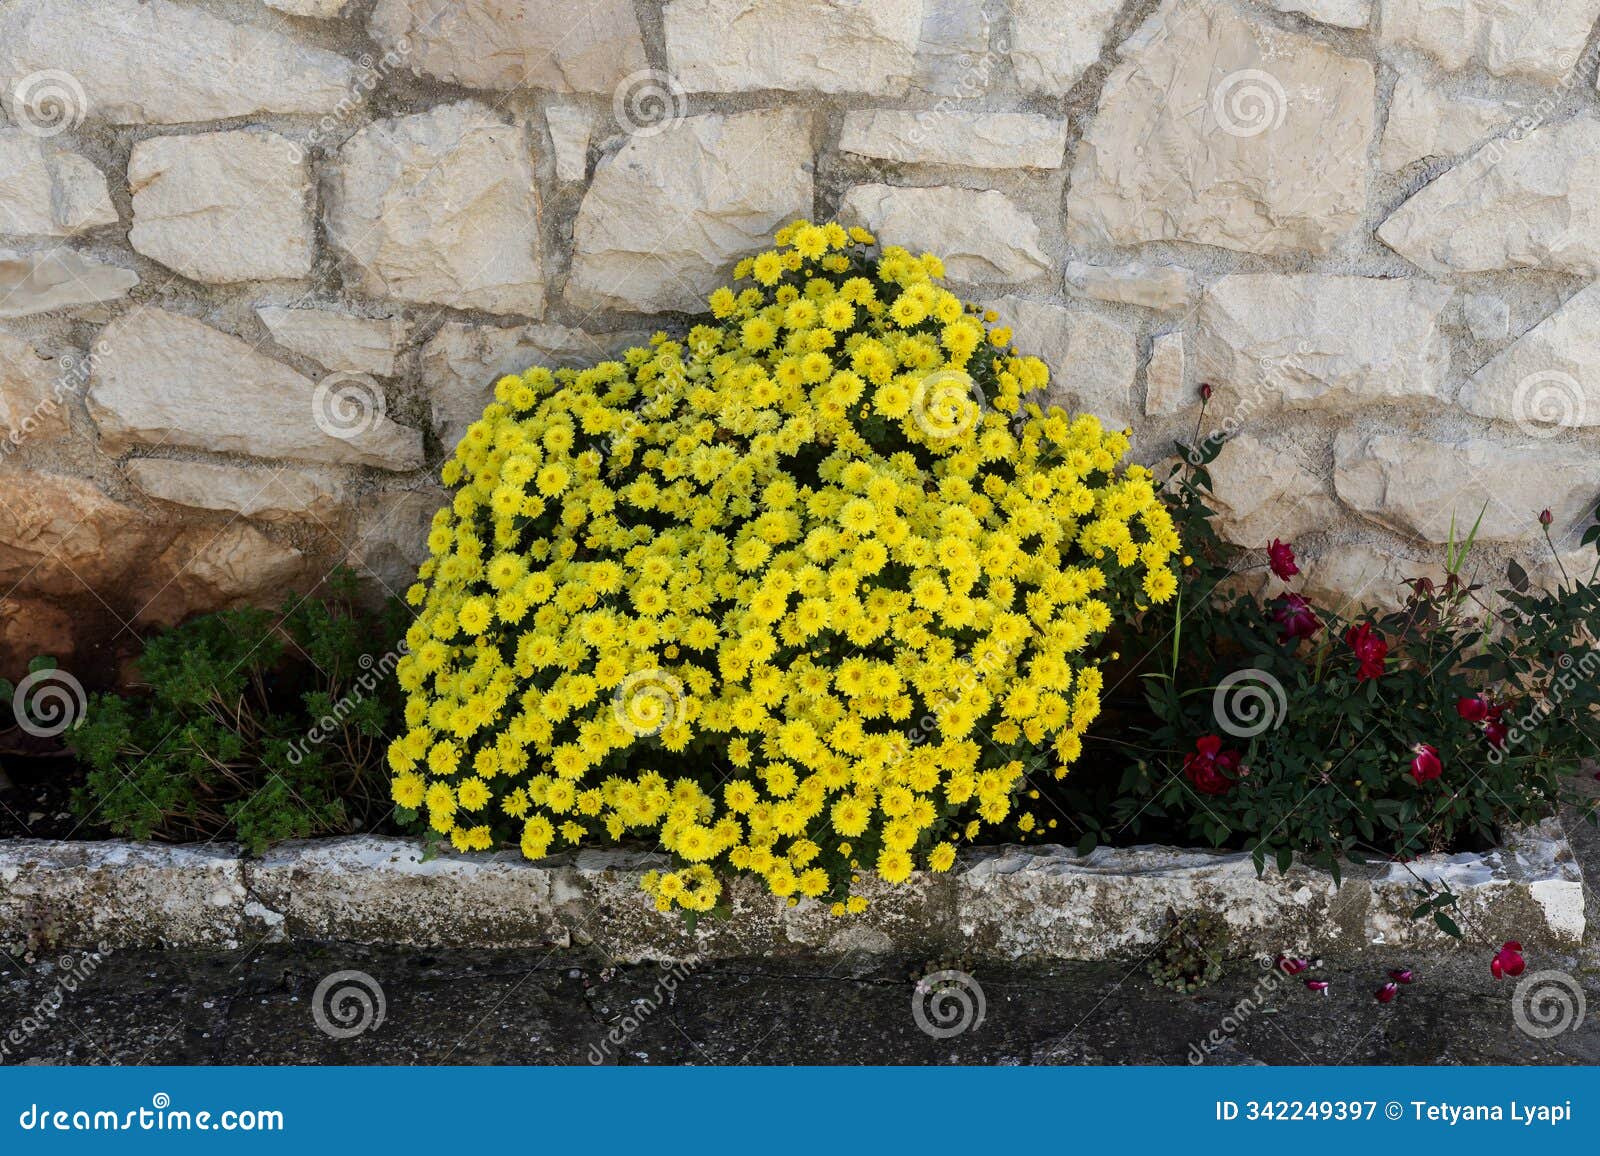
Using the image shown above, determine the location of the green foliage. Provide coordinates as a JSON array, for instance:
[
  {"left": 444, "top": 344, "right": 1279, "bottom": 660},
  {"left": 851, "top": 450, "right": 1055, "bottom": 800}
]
[
  {"left": 1147, "top": 909, "right": 1228, "bottom": 993},
  {"left": 66, "top": 571, "right": 412, "bottom": 852}
]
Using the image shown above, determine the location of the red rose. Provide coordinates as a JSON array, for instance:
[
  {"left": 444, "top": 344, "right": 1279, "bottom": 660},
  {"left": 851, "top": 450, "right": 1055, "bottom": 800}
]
[
  {"left": 1184, "top": 735, "right": 1242, "bottom": 796},
  {"left": 1271, "top": 594, "right": 1320, "bottom": 643},
  {"left": 1267, "top": 539, "right": 1299, "bottom": 582},
  {"left": 1345, "top": 623, "right": 1388, "bottom": 682},
  {"left": 1491, "top": 941, "right": 1525, "bottom": 979},
  {"left": 1375, "top": 981, "right": 1399, "bottom": 1004},
  {"left": 1459, "top": 698, "right": 1511, "bottom": 748},
  {"left": 1409, "top": 743, "right": 1442, "bottom": 784}
]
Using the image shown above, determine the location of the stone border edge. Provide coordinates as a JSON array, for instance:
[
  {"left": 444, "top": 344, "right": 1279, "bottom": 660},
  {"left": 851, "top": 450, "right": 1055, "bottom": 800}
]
[{"left": 0, "top": 819, "right": 1584, "bottom": 963}]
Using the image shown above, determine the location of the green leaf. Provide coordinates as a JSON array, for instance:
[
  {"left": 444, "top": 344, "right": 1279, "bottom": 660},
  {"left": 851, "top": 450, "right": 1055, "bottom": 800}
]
[
  {"left": 1434, "top": 912, "right": 1463, "bottom": 940},
  {"left": 1507, "top": 559, "right": 1529, "bottom": 593},
  {"left": 26, "top": 654, "right": 57, "bottom": 674}
]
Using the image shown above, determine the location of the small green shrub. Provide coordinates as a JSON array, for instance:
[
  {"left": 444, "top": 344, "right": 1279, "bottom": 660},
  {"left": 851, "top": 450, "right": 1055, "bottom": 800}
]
[{"left": 67, "top": 571, "right": 410, "bottom": 852}]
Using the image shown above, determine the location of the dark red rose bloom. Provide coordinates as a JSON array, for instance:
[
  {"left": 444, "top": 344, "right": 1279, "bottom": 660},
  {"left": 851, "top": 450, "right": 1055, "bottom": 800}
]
[
  {"left": 1491, "top": 941, "right": 1525, "bottom": 979},
  {"left": 1460, "top": 697, "right": 1511, "bottom": 747},
  {"left": 1389, "top": 968, "right": 1414, "bottom": 984},
  {"left": 1375, "top": 981, "right": 1399, "bottom": 1004},
  {"left": 1271, "top": 594, "right": 1320, "bottom": 643},
  {"left": 1305, "top": 979, "right": 1330, "bottom": 995},
  {"left": 1267, "top": 539, "right": 1299, "bottom": 581},
  {"left": 1276, "top": 954, "right": 1310, "bottom": 976},
  {"left": 1184, "top": 735, "right": 1242, "bottom": 796},
  {"left": 1200, "top": 382, "right": 1214, "bottom": 402},
  {"left": 1409, "top": 743, "right": 1442, "bottom": 784},
  {"left": 1345, "top": 623, "right": 1388, "bottom": 681},
  {"left": 1539, "top": 508, "right": 1554, "bottom": 526}
]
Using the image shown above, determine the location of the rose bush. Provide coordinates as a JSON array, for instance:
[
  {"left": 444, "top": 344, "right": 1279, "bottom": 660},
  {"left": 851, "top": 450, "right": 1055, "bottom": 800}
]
[
  {"left": 388, "top": 221, "right": 1180, "bottom": 915},
  {"left": 1066, "top": 394, "right": 1598, "bottom": 907}
]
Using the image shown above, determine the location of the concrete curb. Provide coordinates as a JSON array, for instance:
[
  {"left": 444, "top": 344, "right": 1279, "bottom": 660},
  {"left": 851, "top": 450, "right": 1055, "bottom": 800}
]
[{"left": 0, "top": 821, "right": 1584, "bottom": 961}]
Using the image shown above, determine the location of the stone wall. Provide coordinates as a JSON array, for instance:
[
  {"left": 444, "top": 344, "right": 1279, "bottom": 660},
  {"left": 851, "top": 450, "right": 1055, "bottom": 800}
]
[{"left": 0, "top": 0, "right": 1596, "bottom": 678}]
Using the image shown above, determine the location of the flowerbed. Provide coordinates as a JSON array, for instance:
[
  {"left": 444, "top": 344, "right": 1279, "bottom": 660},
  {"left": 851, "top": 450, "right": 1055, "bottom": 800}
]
[{"left": 18, "top": 223, "right": 1598, "bottom": 945}]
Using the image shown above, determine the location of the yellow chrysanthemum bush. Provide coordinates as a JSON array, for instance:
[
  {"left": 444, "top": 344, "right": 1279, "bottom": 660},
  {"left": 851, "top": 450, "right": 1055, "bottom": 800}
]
[{"left": 387, "top": 220, "right": 1181, "bottom": 917}]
